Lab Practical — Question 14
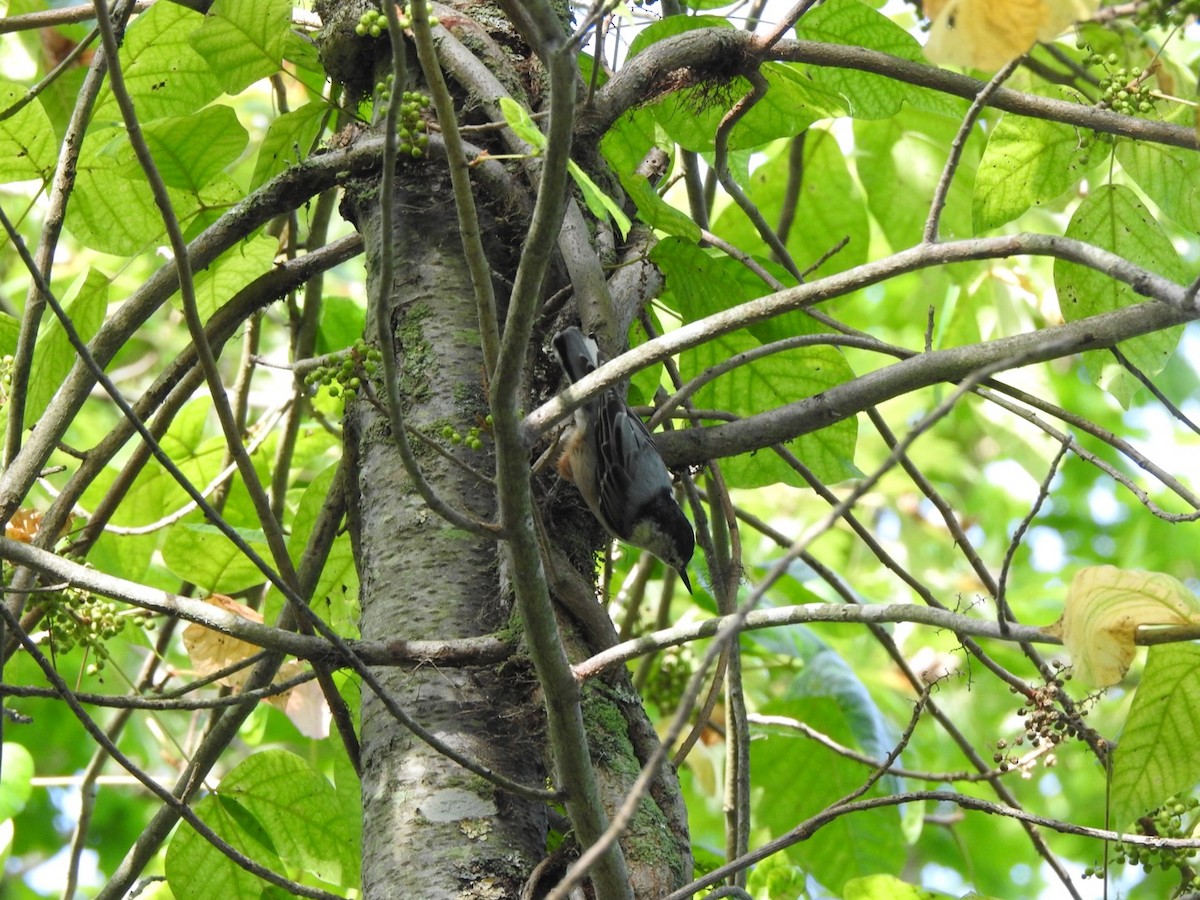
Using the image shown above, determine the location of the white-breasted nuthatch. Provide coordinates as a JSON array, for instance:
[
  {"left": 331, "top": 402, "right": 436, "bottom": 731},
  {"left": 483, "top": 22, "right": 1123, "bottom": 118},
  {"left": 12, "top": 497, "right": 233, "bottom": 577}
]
[{"left": 552, "top": 326, "right": 695, "bottom": 592}]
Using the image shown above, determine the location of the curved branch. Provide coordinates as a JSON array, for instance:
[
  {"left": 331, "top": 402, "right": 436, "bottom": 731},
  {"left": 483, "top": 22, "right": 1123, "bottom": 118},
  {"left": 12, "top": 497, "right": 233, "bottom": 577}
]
[
  {"left": 581, "top": 29, "right": 1199, "bottom": 152},
  {"left": 522, "top": 233, "right": 1192, "bottom": 455}
]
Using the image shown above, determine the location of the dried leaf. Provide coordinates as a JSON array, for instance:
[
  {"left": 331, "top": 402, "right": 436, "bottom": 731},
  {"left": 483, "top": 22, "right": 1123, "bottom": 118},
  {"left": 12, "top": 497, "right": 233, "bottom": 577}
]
[
  {"left": 924, "top": 0, "right": 1099, "bottom": 71},
  {"left": 5, "top": 508, "right": 74, "bottom": 543},
  {"left": 182, "top": 595, "right": 329, "bottom": 738},
  {"left": 1047, "top": 566, "right": 1200, "bottom": 687}
]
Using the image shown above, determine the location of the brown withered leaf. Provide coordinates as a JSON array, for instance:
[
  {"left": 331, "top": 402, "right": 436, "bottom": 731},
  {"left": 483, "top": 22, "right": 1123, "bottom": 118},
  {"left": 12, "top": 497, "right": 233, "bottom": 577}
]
[{"left": 182, "top": 595, "right": 329, "bottom": 738}]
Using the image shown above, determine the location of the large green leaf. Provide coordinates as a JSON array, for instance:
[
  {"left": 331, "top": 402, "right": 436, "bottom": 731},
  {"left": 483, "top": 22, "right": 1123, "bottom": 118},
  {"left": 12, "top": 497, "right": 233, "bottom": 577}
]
[
  {"left": 844, "top": 875, "right": 972, "bottom": 899},
  {"left": 127, "top": 106, "right": 249, "bottom": 192},
  {"left": 160, "top": 521, "right": 273, "bottom": 594},
  {"left": 712, "top": 128, "right": 869, "bottom": 278},
  {"left": 285, "top": 462, "right": 360, "bottom": 638},
  {"left": 854, "top": 111, "right": 980, "bottom": 248},
  {"left": 1115, "top": 137, "right": 1200, "bottom": 234},
  {"left": 251, "top": 101, "right": 329, "bottom": 189},
  {"left": 190, "top": 0, "right": 291, "bottom": 94},
  {"left": 794, "top": 0, "right": 961, "bottom": 119},
  {"left": 0, "top": 80, "right": 56, "bottom": 183},
  {"left": 0, "top": 743, "right": 34, "bottom": 822},
  {"left": 24, "top": 268, "right": 108, "bottom": 430},
  {"left": 169, "top": 232, "right": 278, "bottom": 321},
  {"left": 750, "top": 647, "right": 907, "bottom": 894},
  {"left": 92, "top": 2, "right": 222, "bottom": 124},
  {"left": 648, "top": 62, "right": 846, "bottom": 154},
  {"left": 654, "top": 238, "right": 857, "bottom": 487},
  {"left": 617, "top": 171, "right": 701, "bottom": 241},
  {"left": 1110, "top": 643, "right": 1200, "bottom": 831},
  {"left": 66, "top": 126, "right": 207, "bottom": 254},
  {"left": 1053, "top": 184, "right": 1185, "bottom": 406},
  {"left": 973, "top": 114, "right": 1106, "bottom": 233},
  {"left": 626, "top": 14, "right": 732, "bottom": 59},
  {"left": 165, "top": 793, "right": 285, "bottom": 900},
  {"left": 216, "top": 750, "right": 359, "bottom": 885}
]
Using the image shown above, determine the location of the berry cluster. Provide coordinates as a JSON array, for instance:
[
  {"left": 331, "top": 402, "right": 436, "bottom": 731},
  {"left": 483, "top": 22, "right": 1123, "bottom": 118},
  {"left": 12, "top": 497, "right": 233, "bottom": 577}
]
[
  {"left": 354, "top": 4, "right": 440, "bottom": 37},
  {"left": 303, "top": 339, "right": 382, "bottom": 402},
  {"left": 374, "top": 78, "right": 432, "bottom": 158},
  {"left": 644, "top": 647, "right": 691, "bottom": 712},
  {"left": 994, "top": 666, "right": 1099, "bottom": 771},
  {"left": 1079, "top": 43, "right": 1156, "bottom": 116},
  {"left": 1018, "top": 666, "right": 1098, "bottom": 745},
  {"left": 440, "top": 415, "right": 491, "bottom": 451},
  {"left": 41, "top": 587, "right": 126, "bottom": 672},
  {"left": 1084, "top": 794, "right": 1200, "bottom": 887},
  {"left": 355, "top": 7, "right": 386, "bottom": 37}
]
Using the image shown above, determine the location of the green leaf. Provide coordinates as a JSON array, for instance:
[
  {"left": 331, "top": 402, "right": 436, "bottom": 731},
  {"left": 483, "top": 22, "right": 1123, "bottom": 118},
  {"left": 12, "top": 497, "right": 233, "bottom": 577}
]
[
  {"left": 498, "top": 97, "right": 629, "bottom": 235},
  {"left": 844, "top": 875, "right": 966, "bottom": 899},
  {"left": 251, "top": 101, "right": 329, "bottom": 189},
  {"left": 679, "top": 328, "right": 858, "bottom": 487},
  {"left": 654, "top": 238, "right": 858, "bottom": 486},
  {"left": 165, "top": 793, "right": 285, "bottom": 900},
  {"left": 973, "top": 115, "right": 1104, "bottom": 233},
  {"left": 0, "top": 313, "right": 20, "bottom": 358},
  {"left": 25, "top": 268, "right": 108, "bottom": 430},
  {"left": 750, "top": 648, "right": 906, "bottom": 894},
  {"left": 171, "top": 233, "right": 278, "bottom": 321},
  {"left": 160, "top": 522, "right": 273, "bottom": 594},
  {"left": 617, "top": 172, "right": 701, "bottom": 241},
  {"left": 599, "top": 103, "right": 669, "bottom": 182},
  {"left": 854, "top": 112, "right": 980, "bottom": 247},
  {"left": 712, "top": 128, "right": 869, "bottom": 277},
  {"left": 0, "top": 80, "right": 56, "bottom": 183},
  {"left": 131, "top": 106, "right": 249, "bottom": 192},
  {"left": 1110, "top": 643, "right": 1200, "bottom": 830},
  {"left": 92, "top": 3, "right": 222, "bottom": 123},
  {"left": 190, "top": 0, "right": 291, "bottom": 94},
  {"left": 218, "top": 750, "right": 359, "bottom": 885},
  {"left": 649, "top": 62, "right": 846, "bottom": 154},
  {"left": 1053, "top": 184, "right": 1185, "bottom": 406},
  {"left": 67, "top": 126, "right": 208, "bottom": 255},
  {"left": 286, "top": 463, "right": 359, "bottom": 638},
  {"left": 626, "top": 14, "right": 732, "bottom": 60},
  {"left": 565, "top": 159, "right": 631, "bottom": 238},
  {"left": 795, "top": 0, "right": 961, "bottom": 119},
  {"left": 0, "top": 743, "right": 35, "bottom": 821},
  {"left": 1115, "top": 138, "right": 1200, "bottom": 233},
  {"left": 315, "top": 295, "right": 367, "bottom": 356},
  {"left": 498, "top": 96, "right": 543, "bottom": 149}
]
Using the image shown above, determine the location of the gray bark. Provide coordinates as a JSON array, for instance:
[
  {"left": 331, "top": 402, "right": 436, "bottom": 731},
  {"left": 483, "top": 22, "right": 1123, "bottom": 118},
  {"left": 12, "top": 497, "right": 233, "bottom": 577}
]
[{"left": 345, "top": 164, "right": 545, "bottom": 897}]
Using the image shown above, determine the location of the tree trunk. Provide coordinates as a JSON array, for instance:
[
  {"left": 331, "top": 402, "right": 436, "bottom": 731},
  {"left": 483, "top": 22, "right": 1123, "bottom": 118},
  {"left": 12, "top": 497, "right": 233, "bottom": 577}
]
[
  {"left": 344, "top": 164, "right": 545, "bottom": 896},
  {"left": 326, "top": 4, "right": 693, "bottom": 895}
]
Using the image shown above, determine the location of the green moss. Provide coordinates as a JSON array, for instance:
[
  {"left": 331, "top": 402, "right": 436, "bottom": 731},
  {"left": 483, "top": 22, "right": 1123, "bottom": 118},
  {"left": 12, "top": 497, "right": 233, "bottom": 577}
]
[
  {"left": 625, "top": 795, "right": 687, "bottom": 882},
  {"left": 581, "top": 687, "right": 637, "bottom": 772},
  {"left": 395, "top": 301, "right": 432, "bottom": 402}
]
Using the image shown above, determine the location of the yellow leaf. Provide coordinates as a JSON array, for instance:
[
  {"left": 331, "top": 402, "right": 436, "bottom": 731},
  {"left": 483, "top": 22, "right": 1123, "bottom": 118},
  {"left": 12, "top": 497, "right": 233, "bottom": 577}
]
[
  {"left": 1048, "top": 566, "right": 1200, "bottom": 687},
  {"left": 924, "top": 0, "right": 1100, "bottom": 71}
]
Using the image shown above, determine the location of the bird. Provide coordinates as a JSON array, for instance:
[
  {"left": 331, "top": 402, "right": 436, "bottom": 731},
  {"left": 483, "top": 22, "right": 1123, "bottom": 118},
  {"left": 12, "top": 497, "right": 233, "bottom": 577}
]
[{"left": 552, "top": 326, "right": 695, "bottom": 592}]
